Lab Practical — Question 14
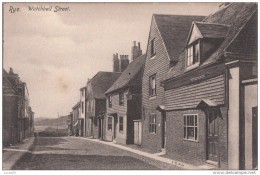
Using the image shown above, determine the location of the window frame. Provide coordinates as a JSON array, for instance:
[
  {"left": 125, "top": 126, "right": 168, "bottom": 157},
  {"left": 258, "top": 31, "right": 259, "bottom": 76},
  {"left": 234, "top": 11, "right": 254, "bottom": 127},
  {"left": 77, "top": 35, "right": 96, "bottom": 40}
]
[
  {"left": 81, "top": 102, "right": 84, "bottom": 114},
  {"left": 186, "top": 41, "right": 200, "bottom": 68},
  {"left": 183, "top": 114, "right": 198, "bottom": 141},
  {"left": 149, "top": 113, "right": 156, "bottom": 134},
  {"left": 149, "top": 74, "right": 157, "bottom": 97},
  {"left": 108, "top": 96, "right": 112, "bottom": 108},
  {"left": 119, "top": 92, "right": 124, "bottom": 106},
  {"left": 107, "top": 117, "right": 112, "bottom": 131},
  {"left": 150, "top": 38, "right": 156, "bottom": 57},
  {"left": 119, "top": 116, "right": 124, "bottom": 132}
]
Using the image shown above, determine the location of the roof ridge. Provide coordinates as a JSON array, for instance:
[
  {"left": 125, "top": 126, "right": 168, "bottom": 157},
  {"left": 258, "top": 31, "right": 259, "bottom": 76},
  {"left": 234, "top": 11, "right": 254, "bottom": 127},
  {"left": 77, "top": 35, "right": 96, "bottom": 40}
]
[
  {"left": 153, "top": 14, "right": 205, "bottom": 17},
  {"left": 195, "top": 21, "right": 231, "bottom": 27}
]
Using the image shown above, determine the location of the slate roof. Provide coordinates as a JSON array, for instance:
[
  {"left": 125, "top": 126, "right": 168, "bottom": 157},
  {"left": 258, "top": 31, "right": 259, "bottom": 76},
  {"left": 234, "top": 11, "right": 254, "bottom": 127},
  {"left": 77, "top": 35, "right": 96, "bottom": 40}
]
[
  {"left": 89, "top": 71, "right": 121, "bottom": 99},
  {"left": 153, "top": 14, "right": 205, "bottom": 61},
  {"left": 105, "top": 54, "right": 146, "bottom": 94},
  {"left": 164, "top": 2, "right": 257, "bottom": 81}
]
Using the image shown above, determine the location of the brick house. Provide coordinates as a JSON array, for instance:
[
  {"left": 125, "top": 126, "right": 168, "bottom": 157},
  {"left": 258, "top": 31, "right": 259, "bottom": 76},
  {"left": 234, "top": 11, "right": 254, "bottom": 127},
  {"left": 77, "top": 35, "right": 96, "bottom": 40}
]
[
  {"left": 141, "top": 14, "right": 205, "bottom": 153},
  {"left": 3, "top": 68, "right": 32, "bottom": 146},
  {"left": 161, "top": 3, "right": 257, "bottom": 169},
  {"left": 105, "top": 53, "right": 145, "bottom": 144},
  {"left": 85, "top": 71, "right": 121, "bottom": 139}
]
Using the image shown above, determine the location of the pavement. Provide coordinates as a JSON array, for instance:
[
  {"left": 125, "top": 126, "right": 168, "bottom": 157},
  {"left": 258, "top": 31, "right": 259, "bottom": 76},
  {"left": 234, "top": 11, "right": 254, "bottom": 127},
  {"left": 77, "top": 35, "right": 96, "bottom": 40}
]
[
  {"left": 2, "top": 137, "right": 35, "bottom": 170},
  {"left": 3, "top": 136, "right": 216, "bottom": 170},
  {"left": 81, "top": 137, "right": 216, "bottom": 170}
]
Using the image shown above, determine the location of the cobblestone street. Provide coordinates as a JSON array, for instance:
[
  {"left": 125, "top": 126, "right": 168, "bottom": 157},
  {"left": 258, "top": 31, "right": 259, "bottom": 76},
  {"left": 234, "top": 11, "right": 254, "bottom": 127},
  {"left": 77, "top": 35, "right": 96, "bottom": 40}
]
[{"left": 13, "top": 136, "right": 181, "bottom": 170}]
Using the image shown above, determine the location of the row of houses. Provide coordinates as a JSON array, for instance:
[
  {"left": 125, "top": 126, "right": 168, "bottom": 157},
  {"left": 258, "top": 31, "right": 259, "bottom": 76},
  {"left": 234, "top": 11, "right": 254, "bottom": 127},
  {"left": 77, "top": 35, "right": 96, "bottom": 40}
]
[
  {"left": 67, "top": 3, "right": 257, "bottom": 170},
  {"left": 3, "top": 68, "right": 35, "bottom": 146}
]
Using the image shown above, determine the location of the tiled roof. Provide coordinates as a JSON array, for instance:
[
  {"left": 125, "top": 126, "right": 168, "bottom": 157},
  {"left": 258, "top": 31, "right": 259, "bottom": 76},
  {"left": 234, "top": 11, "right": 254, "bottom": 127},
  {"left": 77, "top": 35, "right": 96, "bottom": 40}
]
[
  {"left": 72, "top": 102, "right": 80, "bottom": 109},
  {"left": 165, "top": 2, "right": 257, "bottom": 80},
  {"left": 105, "top": 54, "right": 146, "bottom": 94},
  {"left": 195, "top": 22, "right": 230, "bottom": 39},
  {"left": 90, "top": 71, "right": 121, "bottom": 99},
  {"left": 154, "top": 14, "right": 205, "bottom": 61}
]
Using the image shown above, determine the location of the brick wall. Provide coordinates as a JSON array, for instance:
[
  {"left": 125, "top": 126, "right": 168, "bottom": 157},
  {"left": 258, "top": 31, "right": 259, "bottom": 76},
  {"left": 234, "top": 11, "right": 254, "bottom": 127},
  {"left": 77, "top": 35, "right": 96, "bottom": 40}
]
[{"left": 165, "top": 107, "right": 228, "bottom": 168}]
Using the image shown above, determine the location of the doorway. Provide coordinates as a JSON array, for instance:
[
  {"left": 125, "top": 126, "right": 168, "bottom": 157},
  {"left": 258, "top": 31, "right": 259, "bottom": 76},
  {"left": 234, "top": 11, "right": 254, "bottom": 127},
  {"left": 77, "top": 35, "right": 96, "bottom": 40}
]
[
  {"left": 207, "top": 109, "right": 219, "bottom": 163},
  {"left": 161, "top": 112, "right": 166, "bottom": 149}
]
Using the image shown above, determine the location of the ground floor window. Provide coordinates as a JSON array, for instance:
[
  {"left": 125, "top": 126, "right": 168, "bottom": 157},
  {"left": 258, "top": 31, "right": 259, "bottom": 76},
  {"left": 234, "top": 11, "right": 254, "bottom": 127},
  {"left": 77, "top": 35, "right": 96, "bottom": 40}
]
[
  {"left": 119, "top": 116, "right": 123, "bottom": 132},
  {"left": 149, "top": 113, "right": 156, "bottom": 134},
  {"left": 107, "top": 117, "right": 112, "bottom": 131},
  {"left": 184, "top": 114, "right": 198, "bottom": 140}
]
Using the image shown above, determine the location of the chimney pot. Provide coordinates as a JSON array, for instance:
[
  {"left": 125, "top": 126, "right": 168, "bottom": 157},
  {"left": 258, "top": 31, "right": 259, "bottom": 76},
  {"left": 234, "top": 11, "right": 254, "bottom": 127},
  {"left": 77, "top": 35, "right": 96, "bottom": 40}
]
[{"left": 138, "top": 42, "right": 141, "bottom": 50}]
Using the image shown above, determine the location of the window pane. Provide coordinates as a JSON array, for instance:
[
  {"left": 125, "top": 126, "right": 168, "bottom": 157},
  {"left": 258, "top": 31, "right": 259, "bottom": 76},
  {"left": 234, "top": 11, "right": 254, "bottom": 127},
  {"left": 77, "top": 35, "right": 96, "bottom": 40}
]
[
  {"left": 184, "top": 116, "right": 186, "bottom": 126},
  {"left": 195, "top": 127, "right": 198, "bottom": 140},
  {"left": 187, "top": 127, "right": 194, "bottom": 139},
  {"left": 184, "top": 127, "right": 186, "bottom": 138}
]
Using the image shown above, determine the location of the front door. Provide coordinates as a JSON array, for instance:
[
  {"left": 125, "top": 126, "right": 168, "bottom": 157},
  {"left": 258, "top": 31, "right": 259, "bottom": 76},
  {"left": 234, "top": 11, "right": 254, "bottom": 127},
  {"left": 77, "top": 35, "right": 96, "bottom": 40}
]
[
  {"left": 207, "top": 109, "right": 219, "bottom": 162},
  {"left": 113, "top": 116, "right": 118, "bottom": 140},
  {"left": 161, "top": 112, "right": 166, "bottom": 149},
  {"left": 252, "top": 106, "right": 257, "bottom": 169}
]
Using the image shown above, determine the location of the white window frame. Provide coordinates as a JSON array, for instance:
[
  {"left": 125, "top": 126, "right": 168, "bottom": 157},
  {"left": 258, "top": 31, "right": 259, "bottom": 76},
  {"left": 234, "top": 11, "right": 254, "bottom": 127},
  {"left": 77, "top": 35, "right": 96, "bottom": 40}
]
[
  {"left": 149, "top": 113, "right": 156, "bottom": 134},
  {"left": 119, "top": 92, "right": 124, "bottom": 106},
  {"left": 108, "top": 96, "right": 112, "bottom": 108},
  {"left": 186, "top": 41, "right": 200, "bottom": 68},
  {"left": 119, "top": 116, "right": 124, "bottom": 132},
  {"left": 107, "top": 117, "right": 112, "bottom": 131},
  {"left": 149, "top": 74, "right": 156, "bottom": 96},
  {"left": 183, "top": 114, "right": 198, "bottom": 141}
]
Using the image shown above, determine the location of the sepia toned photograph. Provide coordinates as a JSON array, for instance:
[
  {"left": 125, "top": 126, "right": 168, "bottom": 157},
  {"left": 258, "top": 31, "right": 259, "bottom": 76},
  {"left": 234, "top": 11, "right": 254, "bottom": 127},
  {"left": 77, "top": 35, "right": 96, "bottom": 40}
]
[{"left": 2, "top": 1, "right": 258, "bottom": 172}]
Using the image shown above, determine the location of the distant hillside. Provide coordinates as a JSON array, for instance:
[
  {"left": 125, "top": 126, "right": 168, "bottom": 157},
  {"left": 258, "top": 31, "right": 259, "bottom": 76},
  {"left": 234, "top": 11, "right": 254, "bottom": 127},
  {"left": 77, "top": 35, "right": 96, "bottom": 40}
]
[{"left": 34, "top": 116, "right": 68, "bottom": 126}]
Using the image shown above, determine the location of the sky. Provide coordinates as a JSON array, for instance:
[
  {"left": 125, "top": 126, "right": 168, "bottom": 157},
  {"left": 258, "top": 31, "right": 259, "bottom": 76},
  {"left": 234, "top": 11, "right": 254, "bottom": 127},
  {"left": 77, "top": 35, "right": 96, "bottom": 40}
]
[{"left": 3, "top": 2, "right": 220, "bottom": 118}]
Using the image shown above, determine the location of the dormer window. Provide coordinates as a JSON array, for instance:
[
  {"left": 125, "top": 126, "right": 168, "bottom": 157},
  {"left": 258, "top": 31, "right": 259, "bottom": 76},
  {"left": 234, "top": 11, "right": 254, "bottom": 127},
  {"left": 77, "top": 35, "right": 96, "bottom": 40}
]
[{"left": 186, "top": 41, "right": 200, "bottom": 68}]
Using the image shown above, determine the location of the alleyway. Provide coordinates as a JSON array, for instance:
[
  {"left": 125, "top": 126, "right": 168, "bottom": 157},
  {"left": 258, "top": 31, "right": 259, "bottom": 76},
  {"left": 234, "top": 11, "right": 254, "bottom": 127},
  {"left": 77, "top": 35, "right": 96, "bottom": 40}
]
[{"left": 13, "top": 137, "right": 181, "bottom": 170}]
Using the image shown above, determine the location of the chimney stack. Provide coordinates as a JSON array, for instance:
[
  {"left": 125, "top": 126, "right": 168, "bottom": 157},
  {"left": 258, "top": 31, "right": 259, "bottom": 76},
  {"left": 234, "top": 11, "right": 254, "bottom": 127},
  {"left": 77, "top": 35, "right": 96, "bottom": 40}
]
[
  {"left": 113, "top": 53, "right": 120, "bottom": 72},
  {"left": 131, "top": 41, "right": 142, "bottom": 61},
  {"left": 119, "top": 54, "right": 129, "bottom": 72}
]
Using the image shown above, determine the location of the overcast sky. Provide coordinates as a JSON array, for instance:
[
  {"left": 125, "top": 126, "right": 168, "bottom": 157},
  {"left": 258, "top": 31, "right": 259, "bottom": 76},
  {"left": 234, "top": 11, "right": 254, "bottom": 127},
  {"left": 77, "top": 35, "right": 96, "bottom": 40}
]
[{"left": 3, "top": 2, "right": 220, "bottom": 118}]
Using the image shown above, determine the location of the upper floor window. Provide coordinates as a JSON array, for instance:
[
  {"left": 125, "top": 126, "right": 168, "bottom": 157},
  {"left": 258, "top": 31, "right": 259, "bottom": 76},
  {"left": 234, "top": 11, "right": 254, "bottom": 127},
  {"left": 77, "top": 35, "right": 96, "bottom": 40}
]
[
  {"left": 119, "top": 116, "right": 124, "bottom": 132},
  {"left": 108, "top": 96, "right": 112, "bottom": 108},
  {"left": 187, "top": 42, "right": 199, "bottom": 68},
  {"left": 119, "top": 92, "right": 124, "bottom": 106},
  {"left": 81, "top": 102, "right": 84, "bottom": 114},
  {"left": 149, "top": 74, "right": 156, "bottom": 96},
  {"left": 150, "top": 38, "right": 156, "bottom": 56},
  {"left": 81, "top": 90, "right": 84, "bottom": 97}
]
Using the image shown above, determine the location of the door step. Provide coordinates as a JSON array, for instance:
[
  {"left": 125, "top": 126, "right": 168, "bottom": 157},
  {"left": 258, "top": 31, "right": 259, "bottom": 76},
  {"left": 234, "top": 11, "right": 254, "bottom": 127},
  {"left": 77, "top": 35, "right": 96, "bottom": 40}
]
[{"left": 154, "top": 149, "right": 166, "bottom": 156}]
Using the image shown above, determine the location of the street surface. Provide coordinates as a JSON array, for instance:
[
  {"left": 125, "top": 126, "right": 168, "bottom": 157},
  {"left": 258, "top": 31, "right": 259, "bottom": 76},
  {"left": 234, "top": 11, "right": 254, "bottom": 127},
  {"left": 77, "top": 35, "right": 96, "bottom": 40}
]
[{"left": 13, "top": 136, "right": 181, "bottom": 170}]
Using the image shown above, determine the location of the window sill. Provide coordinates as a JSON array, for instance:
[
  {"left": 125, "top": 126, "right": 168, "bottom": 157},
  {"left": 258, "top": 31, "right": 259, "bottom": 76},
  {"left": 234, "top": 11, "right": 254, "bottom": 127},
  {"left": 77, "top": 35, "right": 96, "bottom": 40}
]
[
  {"left": 150, "top": 54, "right": 156, "bottom": 59},
  {"left": 119, "top": 131, "right": 124, "bottom": 134},
  {"left": 149, "top": 95, "right": 157, "bottom": 100},
  {"left": 186, "top": 62, "right": 199, "bottom": 71},
  {"left": 149, "top": 132, "right": 156, "bottom": 135},
  {"left": 182, "top": 139, "right": 199, "bottom": 143}
]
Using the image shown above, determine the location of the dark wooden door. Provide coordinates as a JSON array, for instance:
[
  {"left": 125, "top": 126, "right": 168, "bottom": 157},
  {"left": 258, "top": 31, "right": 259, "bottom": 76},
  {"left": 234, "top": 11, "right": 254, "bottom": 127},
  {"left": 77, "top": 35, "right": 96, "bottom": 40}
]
[
  {"left": 114, "top": 117, "right": 117, "bottom": 140},
  {"left": 207, "top": 109, "right": 219, "bottom": 162},
  {"left": 252, "top": 106, "right": 257, "bottom": 169},
  {"left": 161, "top": 112, "right": 166, "bottom": 149}
]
